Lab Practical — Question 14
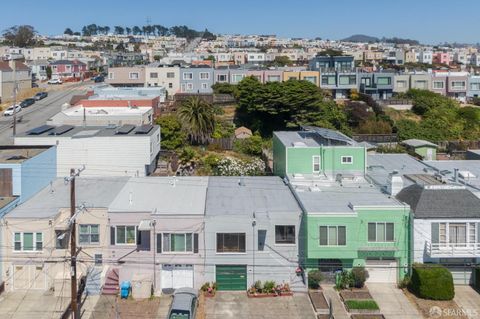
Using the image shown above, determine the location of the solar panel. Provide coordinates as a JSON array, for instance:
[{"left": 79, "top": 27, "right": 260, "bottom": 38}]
[
  {"left": 135, "top": 124, "right": 154, "bottom": 134},
  {"left": 28, "top": 125, "right": 54, "bottom": 135},
  {"left": 115, "top": 124, "right": 135, "bottom": 135},
  {"left": 48, "top": 125, "right": 75, "bottom": 136}
]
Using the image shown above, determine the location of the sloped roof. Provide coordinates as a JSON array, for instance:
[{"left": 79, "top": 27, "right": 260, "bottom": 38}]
[
  {"left": 402, "top": 139, "right": 438, "bottom": 148},
  {"left": 396, "top": 184, "right": 480, "bottom": 218}
]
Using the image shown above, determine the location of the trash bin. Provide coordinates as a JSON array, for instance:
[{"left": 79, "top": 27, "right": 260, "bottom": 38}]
[{"left": 120, "top": 281, "right": 131, "bottom": 299}]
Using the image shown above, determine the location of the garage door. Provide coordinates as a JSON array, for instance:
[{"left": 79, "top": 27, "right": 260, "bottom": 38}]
[
  {"left": 447, "top": 267, "right": 473, "bottom": 285},
  {"left": 365, "top": 259, "right": 398, "bottom": 283},
  {"left": 215, "top": 265, "right": 247, "bottom": 291},
  {"left": 161, "top": 264, "right": 194, "bottom": 290},
  {"left": 13, "top": 265, "right": 46, "bottom": 290}
]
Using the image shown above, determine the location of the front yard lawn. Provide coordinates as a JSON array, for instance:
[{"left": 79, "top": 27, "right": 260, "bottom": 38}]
[{"left": 345, "top": 299, "right": 380, "bottom": 310}]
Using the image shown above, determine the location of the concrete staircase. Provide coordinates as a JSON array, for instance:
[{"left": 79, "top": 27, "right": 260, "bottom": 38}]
[{"left": 102, "top": 267, "right": 119, "bottom": 295}]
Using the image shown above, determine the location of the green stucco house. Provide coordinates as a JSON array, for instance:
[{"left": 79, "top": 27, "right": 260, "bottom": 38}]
[
  {"left": 273, "top": 127, "right": 411, "bottom": 283},
  {"left": 401, "top": 139, "right": 437, "bottom": 161}
]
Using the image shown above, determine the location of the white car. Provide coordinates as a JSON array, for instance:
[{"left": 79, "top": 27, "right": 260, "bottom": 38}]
[
  {"left": 47, "top": 78, "right": 62, "bottom": 84},
  {"left": 3, "top": 105, "right": 22, "bottom": 116}
]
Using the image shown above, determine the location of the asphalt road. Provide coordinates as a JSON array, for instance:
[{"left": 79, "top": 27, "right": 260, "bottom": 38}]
[{"left": 0, "top": 82, "right": 90, "bottom": 145}]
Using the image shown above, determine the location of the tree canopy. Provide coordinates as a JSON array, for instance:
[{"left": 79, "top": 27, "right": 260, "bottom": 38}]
[
  {"left": 178, "top": 97, "right": 216, "bottom": 144},
  {"left": 2, "top": 25, "right": 37, "bottom": 47}
]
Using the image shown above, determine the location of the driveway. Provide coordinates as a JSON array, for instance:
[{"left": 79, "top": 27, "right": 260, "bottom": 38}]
[
  {"left": 454, "top": 286, "right": 480, "bottom": 319},
  {"left": 205, "top": 291, "right": 316, "bottom": 319},
  {"left": 0, "top": 290, "right": 70, "bottom": 319},
  {"left": 367, "top": 283, "right": 422, "bottom": 319}
]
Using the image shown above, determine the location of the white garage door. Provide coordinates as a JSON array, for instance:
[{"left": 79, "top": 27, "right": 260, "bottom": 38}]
[
  {"left": 365, "top": 259, "right": 398, "bottom": 283},
  {"left": 447, "top": 267, "right": 473, "bottom": 285},
  {"left": 161, "top": 264, "right": 193, "bottom": 290},
  {"left": 13, "top": 265, "right": 46, "bottom": 290}
]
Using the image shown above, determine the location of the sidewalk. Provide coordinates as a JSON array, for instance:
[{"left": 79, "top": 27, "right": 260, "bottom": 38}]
[{"left": 322, "top": 284, "right": 349, "bottom": 319}]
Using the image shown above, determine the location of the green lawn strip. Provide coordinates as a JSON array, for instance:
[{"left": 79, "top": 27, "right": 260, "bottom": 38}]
[{"left": 344, "top": 299, "right": 380, "bottom": 310}]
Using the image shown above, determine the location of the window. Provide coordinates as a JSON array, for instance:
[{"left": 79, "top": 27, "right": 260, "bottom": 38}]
[
  {"left": 55, "top": 230, "right": 68, "bottom": 249},
  {"left": 128, "top": 72, "right": 139, "bottom": 80},
  {"left": 14, "top": 232, "right": 43, "bottom": 251},
  {"left": 470, "top": 83, "right": 480, "bottom": 91},
  {"left": 339, "top": 75, "right": 356, "bottom": 85},
  {"left": 321, "top": 75, "right": 336, "bottom": 86},
  {"left": 150, "top": 72, "right": 158, "bottom": 78},
  {"left": 414, "top": 80, "right": 427, "bottom": 89},
  {"left": 396, "top": 80, "right": 407, "bottom": 88},
  {"left": 186, "top": 83, "right": 193, "bottom": 90},
  {"left": 231, "top": 74, "right": 245, "bottom": 83},
  {"left": 303, "top": 76, "right": 317, "bottom": 84},
  {"left": 449, "top": 223, "right": 467, "bottom": 246},
  {"left": 201, "top": 83, "right": 208, "bottom": 90},
  {"left": 451, "top": 81, "right": 466, "bottom": 89},
  {"left": 79, "top": 224, "right": 99, "bottom": 245},
  {"left": 217, "top": 74, "right": 227, "bottom": 82},
  {"left": 166, "top": 72, "right": 175, "bottom": 78},
  {"left": 341, "top": 156, "right": 353, "bottom": 164},
  {"left": 377, "top": 77, "right": 392, "bottom": 85},
  {"left": 313, "top": 156, "right": 321, "bottom": 173},
  {"left": 183, "top": 72, "right": 193, "bottom": 80},
  {"left": 162, "top": 233, "right": 194, "bottom": 253},
  {"left": 199, "top": 72, "right": 210, "bottom": 80},
  {"left": 116, "top": 226, "right": 136, "bottom": 244},
  {"left": 267, "top": 75, "right": 281, "bottom": 82},
  {"left": 368, "top": 223, "right": 394, "bottom": 242},
  {"left": 168, "top": 83, "right": 173, "bottom": 88},
  {"left": 319, "top": 226, "right": 346, "bottom": 246},
  {"left": 433, "top": 81, "right": 444, "bottom": 89},
  {"left": 361, "top": 77, "right": 371, "bottom": 86},
  {"left": 275, "top": 226, "right": 295, "bottom": 244},
  {"left": 108, "top": 72, "right": 114, "bottom": 80},
  {"left": 94, "top": 254, "right": 103, "bottom": 266},
  {"left": 216, "top": 233, "right": 246, "bottom": 253}
]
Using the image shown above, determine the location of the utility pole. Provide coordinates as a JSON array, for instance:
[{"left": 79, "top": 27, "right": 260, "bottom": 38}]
[
  {"left": 65, "top": 167, "right": 85, "bottom": 319},
  {"left": 12, "top": 61, "right": 17, "bottom": 137}
]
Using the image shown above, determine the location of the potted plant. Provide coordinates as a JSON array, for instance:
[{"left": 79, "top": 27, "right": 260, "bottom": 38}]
[{"left": 200, "top": 282, "right": 216, "bottom": 297}]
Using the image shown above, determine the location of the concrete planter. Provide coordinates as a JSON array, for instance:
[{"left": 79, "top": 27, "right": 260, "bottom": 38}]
[{"left": 247, "top": 291, "right": 293, "bottom": 298}]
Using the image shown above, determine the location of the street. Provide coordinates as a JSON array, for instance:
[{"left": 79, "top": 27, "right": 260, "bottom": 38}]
[{"left": 0, "top": 82, "right": 90, "bottom": 144}]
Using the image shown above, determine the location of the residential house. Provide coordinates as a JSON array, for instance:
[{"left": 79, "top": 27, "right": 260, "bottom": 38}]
[
  {"left": 418, "top": 51, "right": 433, "bottom": 65},
  {"left": 401, "top": 139, "right": 438, "bottom": 161},
  {"left": 106, "top": 67, "right": 146, "bottom": 87},
  {"left": 145, "top": 63, "right": 180, "bottom": 98},
  {"left": 410, "top": 73, "right": 431, "bottom": 90},
  {"left": 393, "top": 74, "right": 410, "bottom": 93},
  {"left": 0, "top": 61, "right": 31, "bottom": 103},
  {"left": 358, "top": 72, "right": 394, "bottom": 100},
  {"left": 433, "top": 52, "right": 451, "bottom": 65},
  {"left": 27, "top": 59, "right": 49, "bottom": 81},
  {"left": 107, "top": 177, "right": 208, "bottom": 294},
  {"left": 204, "top": 176, "right": 304, "bottom": 291},
  {"left": 50, "top": 60, "right": 88, "bottom": 80},
  {"left": 1, "top": 177, "right": 129, "bottom": 292},
  {"left": 282, "top": 70, "right": 320, "bottom": 86},
  {"left": 467, "top": 75, "right": 480, "bottom": 99},
  {"left": 309, "top": 55, "right": 357, "bottom": 99},
  {"left": 431, "top": 72, "right": 468, "bottom": 102},
  {"left": 14, "top": 124, "right": 160, "bottom": 177},
  {"left": 179, "top": 66, "right": 214, "bottom": 94}
]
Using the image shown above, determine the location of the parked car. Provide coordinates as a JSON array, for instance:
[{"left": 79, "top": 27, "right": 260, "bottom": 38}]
[
  {"left": 47, "top": 78, "right": 62, "bottom": 85},
  {"left": 20, "top": 98, "right": 35, "bottom": 108},
  {"left": 31, "top": 82, "right": 39, "bottom": 88},
  {"left": 3, "top": 105, "right": 22, "bottom": 116},
  {"left": 94, "top": 76, "right": 104, "bottom": 83},
  {"left": 34, "top": 92, "right": 48, "bottom": 100},
  {"left": 167, "top": 288, "right": 198, "bottom": 319}
]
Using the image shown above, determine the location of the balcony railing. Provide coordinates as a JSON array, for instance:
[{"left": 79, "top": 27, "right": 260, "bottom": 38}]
[{"left": 426, "top": 241, "right": 480, "bottom": 257}]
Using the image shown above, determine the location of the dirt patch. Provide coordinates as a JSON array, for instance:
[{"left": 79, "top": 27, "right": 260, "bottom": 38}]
[
  {"left": 403, "top": 289, "right": 465, "bottom": 319},
  {"left": 340, "top": 290, "right": 373, "bottom": 301},
  {"left": 115, "top": 297, "right": 161, "bottom": 319},
  {"left": 351, "top": 315, "right": 385, "bottom": 319},
  {"left": 196, "top": 292, "right": 206, "bottom": 319},
  {"left": 309, "top": 290, "right": 329, "bottom": 310}
]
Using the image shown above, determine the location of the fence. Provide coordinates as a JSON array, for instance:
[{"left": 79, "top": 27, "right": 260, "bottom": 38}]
[{"left": 352, "top": 134, "right": 398, "bottom": 144}]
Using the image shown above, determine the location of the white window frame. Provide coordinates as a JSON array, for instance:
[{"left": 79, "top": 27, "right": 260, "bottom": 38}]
[
  {"left": 312, "top": 155, "right": 321, "bottom": 173},
  {"left": 115, "top": 226, "right": 137, "bottom": 245},
  {"left": 199, "top": 72, "right": 210, "bottom": 80},
  {"left": 451, "top": 81, "right": 466, "bottom": 90},
  {"left": 341, "top": 156, "right": 353, "bottom": 164},
  {"left": 79, "top": 224, "right": 100, "bottom": 245},
  {"left": 201, "top": 83, "right": 208, "bottom": 90},
  {"left": 183, "top": 72, "right": 193, "bottom": 80},
  {"left": 433, "top": 81, "right": 444, "bottom": 89},
  {"left": 368, "top": 222, "right": 395, "bottom": 243},
  {"left": 161, "top": 233, "right": 194, "bottom": 254},
  {"left": 186, "top": 83, "right": 193, "bottom": 91},
  {"left": 149, "top": 72, "right": 158, "bottom": 79},
  {"left": 13, "top": 232, "right": 43, "bottom": 252},
  {"left": 319, "top": 226, "right": 346, "bottom": 246},
  {"left": 129, "top": 72, "right": 139, "bottom": 80},
  {"left": 216, "top": 232, "right": 247, "bottom": 254},
  {"left": 108, "top": 72, "right": 114, "bottom": 80}
]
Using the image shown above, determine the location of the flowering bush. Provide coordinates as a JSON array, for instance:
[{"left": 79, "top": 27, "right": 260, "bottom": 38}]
[{"left": 215, "top": 157, "right": 265, "bottom": 176}]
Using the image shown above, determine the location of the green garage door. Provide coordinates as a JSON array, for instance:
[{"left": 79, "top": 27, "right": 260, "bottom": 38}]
[{"left": 216, "top": 265, "right": 247, "bottom": 291}]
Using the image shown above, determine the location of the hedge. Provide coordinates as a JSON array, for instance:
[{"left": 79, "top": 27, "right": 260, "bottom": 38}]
[
  {"left": 344, "top": 300, "right": 379, "bottom": 310},
  {"left": 408, "top": 264, "right": 454, "bottom": 300}
]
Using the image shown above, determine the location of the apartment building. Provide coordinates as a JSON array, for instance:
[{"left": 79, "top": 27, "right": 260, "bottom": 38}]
[
  {"left": 309, "top": 55, "right": 357, "bottom": 99},
  {"left": 145, "top": 63, "right": 180, "bottom": 97},
  {"left": 106, "top": 66, "right": 146, "bottom": 87},
  {"left": 179, "top": 66, "right": 214, "bottom": 93}
]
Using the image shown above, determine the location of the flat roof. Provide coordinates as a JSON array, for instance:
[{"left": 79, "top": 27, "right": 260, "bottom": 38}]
[
  {"left": 274, "top": 129, "right": 357, "bottom": 148},
  {"left": 109, "top": 177, "right": 209, "bottom": 215},
  {"left": 16, "top": 125, "right": 159, "bottom": 138},
  {"left": 0, "top": 145, "right": 53, "bottom": 163},
  {"left": 7, "top": 177, "right": 129, "bottom": 219},
  {"left": 60, "top": 106, "right": 152, "bottom": 117},
  {"left": 425, "top": 160, "right": 480, "bottom": 190},
  {"left": 205, "top": 176, "right": 301, "bottom": 216}
]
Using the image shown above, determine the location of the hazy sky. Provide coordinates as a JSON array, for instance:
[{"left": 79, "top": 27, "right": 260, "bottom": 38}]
[{"left": 1, "top": 0, "right": 478, "bottom": 44}]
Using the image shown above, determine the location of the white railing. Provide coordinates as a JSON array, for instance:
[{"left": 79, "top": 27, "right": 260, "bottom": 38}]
[{"left": 426, "top": 241, "right": 480, "bottom": 257}]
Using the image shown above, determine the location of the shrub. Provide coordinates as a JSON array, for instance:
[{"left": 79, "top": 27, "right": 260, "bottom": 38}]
[
  {"left": 233, "top": 135, "right": 263, "bottom": 156},
  {"left": 351, "top": 267, "right": 369, "bottom": 288},
  {"left": 263, "top": 280, "right": 276, "bottom": 293},
  {"left": 345, "top": 300, "right": 379, "bottom": 310},
  {"left": 254, "top": 280, "right": 263, "bottom": 293},
  {"left": 178, "top": 147, "right": 196, "bottom": 164},
  {"left": 308, "top": 270, "right": 324, "bottom": 289},
  {"left": 336, "top": 270, "right": 354, "bottom": 290},
  {"left": 398, "top": 275, "right": 411, "bottom": 289},
  {"left": 408, "top": 264, "right": 454, "bottom": 300}
]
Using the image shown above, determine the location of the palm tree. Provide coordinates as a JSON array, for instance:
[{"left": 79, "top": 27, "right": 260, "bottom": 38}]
[{"left": 177, "top": 97, "right": 216, "bottom": 144}]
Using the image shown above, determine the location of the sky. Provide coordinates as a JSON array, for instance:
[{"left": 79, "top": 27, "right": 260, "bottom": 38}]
[{"left": 1, "top": 0, "right": 479, "bottom": 44}]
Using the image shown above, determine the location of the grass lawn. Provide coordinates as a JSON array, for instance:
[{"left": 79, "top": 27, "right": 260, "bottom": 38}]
[{"left": 345, "top": 299, "right": 380, "bottom": 310}]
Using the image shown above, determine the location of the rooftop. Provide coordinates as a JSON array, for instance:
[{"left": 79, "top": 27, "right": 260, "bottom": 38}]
[
  {"left": 0, "top": 145, "right": 53, "bottom": 164},
  {"left": 206, "top": 176, "right": 301, "bottom": 216},
  {"left": 16, "top": 124, "right": 159, "bottom": 138},
  {"left": 109, "top": 177, "right": 209, "bottom": 215},
  {"left": 59, "top": 105, "right": 152, "bottom": 117},
  {"left": 274, "top": 127, "right": 357, "bottom": 148},
  {"left": 91, "top": 85, "right": 165, "bottom": 100},
  {"left": 401, "top": 139, "right": 438, "bottom": 148},
  {"left": 7, "top": 177, "right": 129, "bottom": 219}
]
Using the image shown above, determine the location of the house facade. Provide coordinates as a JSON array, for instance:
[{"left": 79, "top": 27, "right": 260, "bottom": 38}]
[
  {"left": 179, "top": 66, "right": 214, "bottom": 94},
  {"left": 145, "top": 64, "right": 180, "bottom": 97},
  {"left": 0, "top": 61, "right": 31, "bottom": 103},
  {"left": 106, "top": 66, "right": 146, "bottom": 87},
  {"left": 50, "top": 60, "right": 88, "bottom": 79},
  {"left": 309, "top": 55, "right": 357, "bottom": 98},
  {"left": 358, "top": 72, "right": 394, "bottom": 100}
]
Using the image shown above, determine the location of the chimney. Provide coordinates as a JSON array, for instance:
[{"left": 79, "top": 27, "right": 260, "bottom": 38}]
[{"left": 387, "top": 171, "right": 403, "bottom": 196}]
